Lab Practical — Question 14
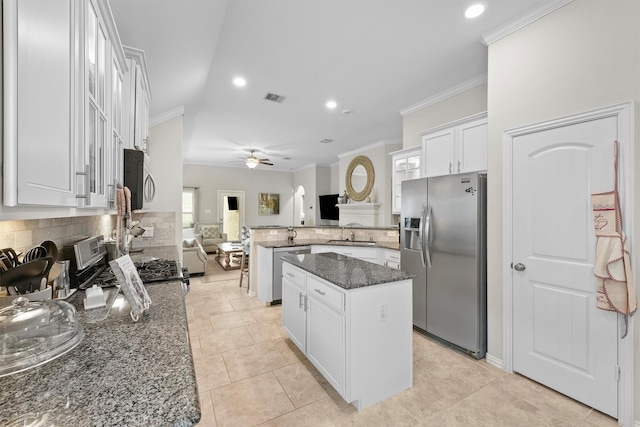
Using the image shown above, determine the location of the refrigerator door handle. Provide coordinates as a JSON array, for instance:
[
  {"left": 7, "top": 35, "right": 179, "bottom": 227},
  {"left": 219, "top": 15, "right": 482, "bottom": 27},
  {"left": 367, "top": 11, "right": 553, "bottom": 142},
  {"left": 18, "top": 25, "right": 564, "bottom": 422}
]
[
  {"left": 425, "top": 204, "right": 432, "bottom": 269},
  {"left": 419, "top": 203, "right": 427, "bottom": 267}
]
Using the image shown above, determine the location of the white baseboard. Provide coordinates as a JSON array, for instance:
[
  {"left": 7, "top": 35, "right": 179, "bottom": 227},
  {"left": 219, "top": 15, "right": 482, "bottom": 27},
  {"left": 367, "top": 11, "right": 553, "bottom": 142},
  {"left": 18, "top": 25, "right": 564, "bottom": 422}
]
[{"left": 485, "top": 353, "right": 504, "bottom": 370}]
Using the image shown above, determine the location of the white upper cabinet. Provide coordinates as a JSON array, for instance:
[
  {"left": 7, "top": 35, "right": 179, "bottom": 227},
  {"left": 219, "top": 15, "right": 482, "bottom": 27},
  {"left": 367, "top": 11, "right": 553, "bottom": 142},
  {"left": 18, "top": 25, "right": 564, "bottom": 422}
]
[
  {"left": 3, "top": 0, "right": 79, "bottom": 206},
  {"left": 390, "top": 148, "right": 421, "bottom": 214},
  {"left": 123, "top": 47, "right": 151, "bottom": 155},
  {"left": 81, "top": 0, "right": 127, "bottom": 208},
  {"left": 3, "top": 0, "right": 130, "bottom": 208},
  {"left": 422, "top": 115, "right": 487, "bottom": 178}
]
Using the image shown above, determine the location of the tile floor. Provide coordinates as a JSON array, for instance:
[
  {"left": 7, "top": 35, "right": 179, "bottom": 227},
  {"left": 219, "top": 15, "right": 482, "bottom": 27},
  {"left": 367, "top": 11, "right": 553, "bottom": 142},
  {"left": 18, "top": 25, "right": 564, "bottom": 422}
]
[{"left": 186, "top": 258, "right": 618, "bottom": 427}]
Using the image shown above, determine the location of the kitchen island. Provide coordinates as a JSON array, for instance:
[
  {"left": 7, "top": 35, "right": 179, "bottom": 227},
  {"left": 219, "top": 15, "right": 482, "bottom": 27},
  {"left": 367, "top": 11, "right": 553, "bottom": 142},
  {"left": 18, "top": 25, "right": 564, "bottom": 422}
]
[
  {"left": 0, "top": 279, "right": 199, "bottom": 426},
  {"left": 281, "top": 252, "right": 413, "bottom": 410}
]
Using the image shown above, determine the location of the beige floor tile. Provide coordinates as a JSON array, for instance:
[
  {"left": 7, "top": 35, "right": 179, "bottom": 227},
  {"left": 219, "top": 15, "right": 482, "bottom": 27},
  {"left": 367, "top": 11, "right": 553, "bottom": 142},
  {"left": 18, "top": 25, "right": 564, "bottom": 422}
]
[
  {"left": 274, "top": 362, "right": 329, "bottom": 408},
  {"left": 190, "top": 335, "right": 203, "bottom": 360},
  {"left": 188, "top": 316, "right": 214, "bottom": 337},
  {"left": 577, "top": 409, "right": 619, "bottom": 426},
  {"left": 210, "top": 310, "right": 257, "bottom": 331},
  {"left": 258, "top": 401, "right": 334, "bottom": 427},
  {"left": 245, "top": 318, "right": 289, "bottom": 343},
  {"left": 197, "top": 391, "right": 218, "bottom": 427},
  {"left": 332, "top": 400, "right": 420, "bottom": 427},
  {"left": 190, "top": 298, "right": 236, "bottom": 317},
  {"left": 194, "top": 353, "right": 231, "bottom": 392},
  {"left": 229, "top": 295, "right": 269, "bottom": 311},
  {"left": 223, "top": 341, "right": 289, "bottom": 382},
  {"left": 250, "top": 305, "right": 283, "bottom": 322},
  {"left": 274, "top": 338, "right": 307, "bottom": 365},
  {"left": 199, "top": 326, "right": 256, "bottom": 355},
  {"left": 210, "top": 372, "right": 295, "bottom": 427}
]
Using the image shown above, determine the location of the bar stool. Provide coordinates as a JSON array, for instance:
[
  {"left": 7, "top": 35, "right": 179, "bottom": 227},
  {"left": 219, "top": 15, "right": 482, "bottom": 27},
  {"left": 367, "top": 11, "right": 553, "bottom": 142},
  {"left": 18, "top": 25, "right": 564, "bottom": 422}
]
[{"left": 239, "top": 249, "right": 249, "bottom": 292}]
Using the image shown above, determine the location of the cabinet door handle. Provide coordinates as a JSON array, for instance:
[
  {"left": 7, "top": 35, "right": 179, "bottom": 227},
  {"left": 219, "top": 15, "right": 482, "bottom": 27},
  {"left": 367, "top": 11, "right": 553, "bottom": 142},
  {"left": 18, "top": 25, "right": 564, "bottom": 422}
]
[
  {"left": 299, "top": 292, "right": 304, "bottom": 308},
  {"left": 314, "top": 288, "right": 325, "bottom": 296},
  {"left": 449, "top": 162, "right": 453, "bottom": 174},
  {"left": 76, "top": 164, "right": 91, "bottom": 205},
  {"left": 287, "top": 272, "right": 295, "bottom": 278}
]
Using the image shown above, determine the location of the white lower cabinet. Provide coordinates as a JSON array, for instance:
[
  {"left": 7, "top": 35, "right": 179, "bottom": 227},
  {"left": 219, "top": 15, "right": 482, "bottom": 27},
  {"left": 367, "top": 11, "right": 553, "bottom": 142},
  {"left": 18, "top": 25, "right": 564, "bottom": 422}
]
[
  {"left": 282, "top": 277, "right": 306, "bottom": 352},
  {"left": 282, "top": 261, "right": 412, "bottom": 410},
  {"left": 307, "top": 290, "right": 345, "bottom": 393}
]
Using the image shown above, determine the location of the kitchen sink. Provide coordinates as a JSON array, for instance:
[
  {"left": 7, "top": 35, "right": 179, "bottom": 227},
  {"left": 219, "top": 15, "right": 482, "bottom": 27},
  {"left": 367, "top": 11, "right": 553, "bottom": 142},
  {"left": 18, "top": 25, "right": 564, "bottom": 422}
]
[{"left": 326, "top": 239, "right": 376, "bottom": 246}]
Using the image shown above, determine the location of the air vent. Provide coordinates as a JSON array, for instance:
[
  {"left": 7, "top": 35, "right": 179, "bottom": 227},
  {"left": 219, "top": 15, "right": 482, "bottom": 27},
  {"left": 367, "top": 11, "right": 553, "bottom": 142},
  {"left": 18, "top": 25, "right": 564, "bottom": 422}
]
[
  {"left": 264, "top": 93, "right": 287, "bottom": 103},
  {"left": 320, "top": 139, "right": 334, "bottom": 144},
  {"left": 283, "top": 157, "right": 292, "bottom": 160}
]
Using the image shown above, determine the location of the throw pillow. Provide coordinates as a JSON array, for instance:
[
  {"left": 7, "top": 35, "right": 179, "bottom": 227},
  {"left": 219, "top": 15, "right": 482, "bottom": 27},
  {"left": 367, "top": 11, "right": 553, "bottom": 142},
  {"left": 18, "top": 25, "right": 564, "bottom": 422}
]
[
  {"left": 201, "top": 225, "right": 219, "bottom": 239},
  {"left": 183, "top": 238, "right": 198, "bottom": 248}
]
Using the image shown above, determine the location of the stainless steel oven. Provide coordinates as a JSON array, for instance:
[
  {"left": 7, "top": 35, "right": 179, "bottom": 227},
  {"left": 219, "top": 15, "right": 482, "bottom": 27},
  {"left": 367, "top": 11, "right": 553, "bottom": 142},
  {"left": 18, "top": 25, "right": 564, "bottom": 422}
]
[{"left": 63, "top": 236, "right": 186, "bottom": 291}]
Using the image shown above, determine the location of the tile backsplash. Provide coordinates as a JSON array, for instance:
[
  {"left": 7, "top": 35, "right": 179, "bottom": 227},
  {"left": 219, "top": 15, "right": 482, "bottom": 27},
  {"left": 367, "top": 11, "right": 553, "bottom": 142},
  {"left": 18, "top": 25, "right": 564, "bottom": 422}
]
[{"left": 0, "top": 212, "right": 176, "bottom": 256}]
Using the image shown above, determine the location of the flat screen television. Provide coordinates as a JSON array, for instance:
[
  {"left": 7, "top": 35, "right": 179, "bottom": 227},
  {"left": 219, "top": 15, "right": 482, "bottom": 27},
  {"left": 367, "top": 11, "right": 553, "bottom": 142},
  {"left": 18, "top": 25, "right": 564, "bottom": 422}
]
[{"left": 318, "top": 194, "right": 339, "bottom": 221}]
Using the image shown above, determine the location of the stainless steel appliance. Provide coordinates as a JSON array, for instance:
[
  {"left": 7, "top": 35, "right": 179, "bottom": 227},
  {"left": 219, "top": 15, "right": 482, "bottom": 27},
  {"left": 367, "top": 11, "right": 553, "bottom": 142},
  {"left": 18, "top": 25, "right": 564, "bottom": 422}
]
[
  {"left": 62, "top": 236, "right": 185, "bottom": 290},
  {"left": 400, "top": 173, "right": 487, "bottom": 359},
  {"left": 272, "top": 246, "right": 311, "bottom": 302}
]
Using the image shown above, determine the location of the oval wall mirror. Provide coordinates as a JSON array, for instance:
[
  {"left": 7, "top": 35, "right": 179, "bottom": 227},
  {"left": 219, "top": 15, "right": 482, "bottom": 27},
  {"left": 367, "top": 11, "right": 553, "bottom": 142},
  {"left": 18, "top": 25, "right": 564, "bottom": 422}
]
[{"left": 345, "top": 155, "right": 375, "bottom": 202}]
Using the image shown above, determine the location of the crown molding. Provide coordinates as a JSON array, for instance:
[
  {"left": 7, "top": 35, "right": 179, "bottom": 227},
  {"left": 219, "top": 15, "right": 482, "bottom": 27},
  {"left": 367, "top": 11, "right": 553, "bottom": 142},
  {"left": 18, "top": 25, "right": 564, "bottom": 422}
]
[
  {"left": 337, "top": 139, "right": 402, "bottom": 159},
  {"left": 399, "top": 74, "right": 487, "bottom": 117},
  {"left": 481, "top": 0, "right": 574, "bottom": 45},
  {"left": 123, "top": 46, "right": 152, "bottom": 98},
  {"left": 150, "top": 106, "right": 185, "bottom": 128}
]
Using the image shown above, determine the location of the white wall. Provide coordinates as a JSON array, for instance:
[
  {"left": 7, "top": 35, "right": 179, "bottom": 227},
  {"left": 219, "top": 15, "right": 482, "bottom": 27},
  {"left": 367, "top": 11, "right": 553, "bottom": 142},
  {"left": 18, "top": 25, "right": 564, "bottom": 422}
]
[
  {"left": 183, "top": 164, "right": 295, "bottom": 227},
  {"left": 487, "top": 0, "right": 640, "bottom": 419},
  {"left": 149, "top": 116, "right": 183, "bottom": 249},
  {"left": 293, "top": 165, "right": 316, "bottom": 225},
  {"left": 338, "top": 140, "right": 401, "bottom": 227},
  {"left": 402, "top": 84, "right": 487, "bottom": 149}
]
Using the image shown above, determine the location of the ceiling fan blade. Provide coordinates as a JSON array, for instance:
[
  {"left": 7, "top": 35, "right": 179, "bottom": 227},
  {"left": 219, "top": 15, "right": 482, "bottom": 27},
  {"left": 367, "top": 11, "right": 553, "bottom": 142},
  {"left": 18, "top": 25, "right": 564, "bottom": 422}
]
[
  {"left": 258, "top": 158, "right": 270, "bottom": 162},
  {"left": 260, "top": 161, "right": 274, "bottom": 166}
]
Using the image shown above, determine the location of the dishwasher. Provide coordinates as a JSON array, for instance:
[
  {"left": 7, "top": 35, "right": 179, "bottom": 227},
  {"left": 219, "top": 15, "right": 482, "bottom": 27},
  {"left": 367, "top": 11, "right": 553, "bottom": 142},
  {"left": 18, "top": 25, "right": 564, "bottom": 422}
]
[{"left": 272, "top": 246, "right": 311, "bottom": 302}]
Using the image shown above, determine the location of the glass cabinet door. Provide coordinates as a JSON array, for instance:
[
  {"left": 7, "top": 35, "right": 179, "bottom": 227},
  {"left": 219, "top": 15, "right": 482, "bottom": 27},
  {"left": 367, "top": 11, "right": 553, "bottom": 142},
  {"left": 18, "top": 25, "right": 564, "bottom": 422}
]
[{"left": 85, "top": 0, "right": 109, "bottom": 206}]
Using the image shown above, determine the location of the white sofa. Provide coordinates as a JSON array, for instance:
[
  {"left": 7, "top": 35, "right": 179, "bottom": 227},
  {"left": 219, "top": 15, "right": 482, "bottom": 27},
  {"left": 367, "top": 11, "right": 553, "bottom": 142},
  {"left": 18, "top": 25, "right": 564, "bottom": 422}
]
[
  {"left": 194, "top": 223, "right": 227, "bottom": 254},
  {"left": 182, "top": 237, "right": 207, "bottom": 276}
]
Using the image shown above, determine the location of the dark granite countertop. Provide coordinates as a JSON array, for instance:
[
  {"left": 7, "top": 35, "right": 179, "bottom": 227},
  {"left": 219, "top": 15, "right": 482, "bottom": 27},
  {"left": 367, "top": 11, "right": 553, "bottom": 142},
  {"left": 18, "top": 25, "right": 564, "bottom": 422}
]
[
  {"left": 281, "top": 252, "right": 413, "bottom": 290},
  {"left": 128, "top": 245, "right": 179, "bottom": 263},
  {"left": 255, "top": 239, "right": 400, "bottom": 251},
  {"left": 0, "top": 281, "right": 199, "bottom": 426},
  {"left": 249, "top": 225, "right": 399, "bottom": 231}
]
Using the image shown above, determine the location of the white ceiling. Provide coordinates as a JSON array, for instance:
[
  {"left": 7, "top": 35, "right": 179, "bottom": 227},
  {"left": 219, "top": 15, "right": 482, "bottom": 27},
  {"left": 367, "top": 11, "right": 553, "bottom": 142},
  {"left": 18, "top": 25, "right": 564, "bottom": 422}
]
[{"left": 109, "top": 0, "right": 552, "bottom": 171}]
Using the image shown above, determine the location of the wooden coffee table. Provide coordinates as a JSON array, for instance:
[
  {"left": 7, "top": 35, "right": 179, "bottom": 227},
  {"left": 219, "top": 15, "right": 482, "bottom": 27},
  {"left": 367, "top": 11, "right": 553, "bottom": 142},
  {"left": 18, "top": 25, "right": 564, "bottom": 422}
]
[{"left": 216, "top": 242, "right": 245, "bottom": 270}]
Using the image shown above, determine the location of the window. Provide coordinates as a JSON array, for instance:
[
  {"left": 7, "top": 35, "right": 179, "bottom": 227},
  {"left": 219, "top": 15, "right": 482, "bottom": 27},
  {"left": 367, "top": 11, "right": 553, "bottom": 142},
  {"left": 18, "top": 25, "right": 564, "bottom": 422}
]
[{"left": 182, "top": 188, "right": 197, "bottom": 228}]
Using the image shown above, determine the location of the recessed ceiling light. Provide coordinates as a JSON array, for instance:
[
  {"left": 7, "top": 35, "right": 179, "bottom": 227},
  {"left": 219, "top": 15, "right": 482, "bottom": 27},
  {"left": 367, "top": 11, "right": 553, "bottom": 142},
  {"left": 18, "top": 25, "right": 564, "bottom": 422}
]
[
  {"left": 464, "top": 4, "right": 485, "bottom": 19},
  {"left": 326, "top": 100, "right": 337, "bottom": 109},
  {"left": 233, "top": 77, "right": 246, "bottom": 87}
]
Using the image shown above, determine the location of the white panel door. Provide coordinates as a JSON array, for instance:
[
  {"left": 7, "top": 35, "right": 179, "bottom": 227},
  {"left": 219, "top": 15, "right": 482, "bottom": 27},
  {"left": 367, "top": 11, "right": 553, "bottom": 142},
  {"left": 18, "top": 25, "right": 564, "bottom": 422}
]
[{"left": 512, "top": 116, "right": 619, "bottom": 417}]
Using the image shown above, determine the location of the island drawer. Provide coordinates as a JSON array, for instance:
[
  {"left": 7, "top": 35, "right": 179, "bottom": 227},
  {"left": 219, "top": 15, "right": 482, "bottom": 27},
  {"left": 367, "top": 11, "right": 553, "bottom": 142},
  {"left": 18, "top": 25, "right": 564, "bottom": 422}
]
[
  {"left": 307, "top": 275, "right": 344, "bottom": 312},
  {"left": 282, "top": 262, "right": 306, "bottom": 287}
]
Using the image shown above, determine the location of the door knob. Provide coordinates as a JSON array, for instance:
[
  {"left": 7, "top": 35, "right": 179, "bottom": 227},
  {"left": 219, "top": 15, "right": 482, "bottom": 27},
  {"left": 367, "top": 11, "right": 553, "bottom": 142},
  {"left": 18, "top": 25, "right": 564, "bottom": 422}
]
[{"left": 513, "top": 263, "right": 526, "bottom": 271}]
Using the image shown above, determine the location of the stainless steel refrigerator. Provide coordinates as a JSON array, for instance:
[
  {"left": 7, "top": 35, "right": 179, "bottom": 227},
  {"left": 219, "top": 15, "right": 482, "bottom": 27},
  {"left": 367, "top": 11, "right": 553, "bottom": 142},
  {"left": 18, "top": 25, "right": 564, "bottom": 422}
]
[{"left": 400, "top": 172, "right": 487, "bottom": 359}]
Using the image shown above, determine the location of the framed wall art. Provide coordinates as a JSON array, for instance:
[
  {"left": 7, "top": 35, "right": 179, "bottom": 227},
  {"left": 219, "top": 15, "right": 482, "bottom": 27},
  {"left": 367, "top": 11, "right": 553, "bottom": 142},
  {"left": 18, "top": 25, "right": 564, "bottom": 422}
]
[{"left": 258, "top": 193, "right": 279, "bottom": 215}]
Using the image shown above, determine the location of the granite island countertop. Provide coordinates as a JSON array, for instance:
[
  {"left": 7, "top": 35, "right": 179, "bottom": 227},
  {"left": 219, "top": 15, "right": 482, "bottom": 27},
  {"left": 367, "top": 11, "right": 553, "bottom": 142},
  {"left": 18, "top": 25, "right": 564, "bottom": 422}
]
[
  {"left": 281, "top": 252, "right": 413, "bottom": 290},
  {"left": 0, "top": 280, "right": 199, "bottom": 426},
  {"left": 255, "top": 239, "right": 400, "bottom": 251}
]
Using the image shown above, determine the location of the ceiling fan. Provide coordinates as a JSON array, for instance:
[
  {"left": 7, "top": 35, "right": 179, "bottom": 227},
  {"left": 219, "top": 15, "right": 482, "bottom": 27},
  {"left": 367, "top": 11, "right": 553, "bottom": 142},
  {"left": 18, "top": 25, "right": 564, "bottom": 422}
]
[{"left": 244, "top": 150, "right": 273, "bottom": 168}]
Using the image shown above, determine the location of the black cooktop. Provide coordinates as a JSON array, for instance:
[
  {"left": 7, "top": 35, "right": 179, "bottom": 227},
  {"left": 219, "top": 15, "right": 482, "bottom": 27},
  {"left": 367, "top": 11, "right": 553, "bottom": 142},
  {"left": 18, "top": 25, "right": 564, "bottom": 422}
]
[{"left": 82, "top": 259, "right": 180, "bottom": 289}]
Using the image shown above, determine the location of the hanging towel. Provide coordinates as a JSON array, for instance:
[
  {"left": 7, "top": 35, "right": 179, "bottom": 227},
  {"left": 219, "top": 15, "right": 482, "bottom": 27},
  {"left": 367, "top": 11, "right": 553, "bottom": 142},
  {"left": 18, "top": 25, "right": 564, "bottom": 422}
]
[{"left": 591, "top": 141, "right": 636, "bottom": 337}]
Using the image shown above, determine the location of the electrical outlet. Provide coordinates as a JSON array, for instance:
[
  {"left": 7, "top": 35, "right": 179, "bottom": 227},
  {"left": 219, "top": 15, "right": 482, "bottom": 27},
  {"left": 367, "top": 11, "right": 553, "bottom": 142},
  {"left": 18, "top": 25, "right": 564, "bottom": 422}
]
[
  {"left": 270, "top": 230, "right": 278, "bottom": 235},
  {"left": 315, "top": 229, "right": 324, "bottom": 234},
  {"left": 142, "top": 227, "right": 154, "bottom": 237},
  {"left": 388, "top": 231, "right": 396, "bottom": 236},
  {"left": 378, "top": 304, "right": 387, "bottom": 322},
  {"left": 205, "top": 209, "right": 212, "bottom": 214}
]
